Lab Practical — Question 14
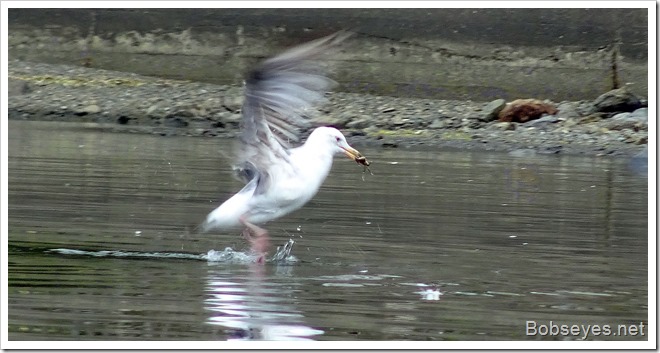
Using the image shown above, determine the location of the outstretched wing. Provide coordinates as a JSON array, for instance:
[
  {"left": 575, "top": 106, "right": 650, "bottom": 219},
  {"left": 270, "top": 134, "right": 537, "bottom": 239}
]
[{"left": 233, "top": 31, "right": 351, "bottom": 193}]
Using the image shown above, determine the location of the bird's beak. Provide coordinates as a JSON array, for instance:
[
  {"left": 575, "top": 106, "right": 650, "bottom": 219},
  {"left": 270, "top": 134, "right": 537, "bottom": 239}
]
[
  {"left": 341, "top": 145, "right": 370, "bottom": 166},
  {"left": 341, "top": 145, "right": 361, "bottom": 160}
]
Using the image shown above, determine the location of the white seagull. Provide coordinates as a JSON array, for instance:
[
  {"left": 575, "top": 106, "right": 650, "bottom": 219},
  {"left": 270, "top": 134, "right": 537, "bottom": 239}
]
[{"left": 201, "top": 32, "right": 369, "bottom": 259}]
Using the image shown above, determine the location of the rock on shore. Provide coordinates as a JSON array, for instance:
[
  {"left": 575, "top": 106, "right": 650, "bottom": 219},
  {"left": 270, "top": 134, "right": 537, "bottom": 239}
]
[{"left": 8, "top": 60, "right": 648, "bottom": 157}]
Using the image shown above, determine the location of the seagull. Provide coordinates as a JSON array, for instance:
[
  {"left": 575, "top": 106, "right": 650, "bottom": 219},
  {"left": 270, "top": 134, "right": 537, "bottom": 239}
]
[{"left": 200, "top": 32, "right": 370, "bottom": 259}]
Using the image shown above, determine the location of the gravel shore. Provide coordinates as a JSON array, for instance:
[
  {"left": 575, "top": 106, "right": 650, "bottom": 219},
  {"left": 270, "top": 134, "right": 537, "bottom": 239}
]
[{"left": 8, "top": 60, "right": 648, "bottom": 157}]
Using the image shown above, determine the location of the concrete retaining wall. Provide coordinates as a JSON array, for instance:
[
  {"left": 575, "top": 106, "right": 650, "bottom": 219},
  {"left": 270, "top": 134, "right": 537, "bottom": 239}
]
[{"left": 8, "top": 8, "right": 648, "bottom": 101}]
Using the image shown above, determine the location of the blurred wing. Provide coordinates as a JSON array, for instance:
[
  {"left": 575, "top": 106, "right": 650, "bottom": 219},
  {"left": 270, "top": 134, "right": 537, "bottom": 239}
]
[{"left": 234, "top": 31, "right": 350, "bottom": 192}]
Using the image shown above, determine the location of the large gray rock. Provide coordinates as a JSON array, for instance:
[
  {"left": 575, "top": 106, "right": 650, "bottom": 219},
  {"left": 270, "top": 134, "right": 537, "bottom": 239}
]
[
  {"left": 481, "top": 99, "right": 506, "bottom": 122},
  {"left": 629, "top": 107, "right": 648, "bottom": 120},
  {"left": 598, "top": 107, "right": 647, "bottom": 131},
  {"left": 525, "top": 115, "right": 560, "bottom": 129},
  {"left": 555, "top": 101, "right": 582, "bottom": 120},
  {"left": 591, "top": 87, "right": 642, "bottom": 114}
]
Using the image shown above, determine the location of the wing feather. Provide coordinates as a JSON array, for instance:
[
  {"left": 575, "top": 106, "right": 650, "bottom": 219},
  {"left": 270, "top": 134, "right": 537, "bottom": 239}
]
[{"left": 233, "top": 31, "right": 351, "bottom": 191}]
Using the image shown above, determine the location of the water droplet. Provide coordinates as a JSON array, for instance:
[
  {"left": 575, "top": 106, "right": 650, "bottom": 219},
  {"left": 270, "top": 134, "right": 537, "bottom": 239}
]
[{"left": 417, "top": 289, "right": 442, "bottom": 300}]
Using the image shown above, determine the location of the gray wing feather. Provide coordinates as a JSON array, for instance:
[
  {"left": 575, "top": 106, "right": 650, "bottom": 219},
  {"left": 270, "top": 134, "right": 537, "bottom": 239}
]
[{"left": 233, "top": 31, "right": 351, "bottom": 192}]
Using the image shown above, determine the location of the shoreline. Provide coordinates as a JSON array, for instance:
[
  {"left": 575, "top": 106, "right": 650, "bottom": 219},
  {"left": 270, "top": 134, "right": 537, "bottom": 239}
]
[{"left": 8, "top": 60, "right": 648, "bottom": 158}]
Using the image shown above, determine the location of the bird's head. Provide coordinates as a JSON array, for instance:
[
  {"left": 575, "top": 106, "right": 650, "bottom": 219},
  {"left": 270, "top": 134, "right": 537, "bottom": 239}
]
[{"left": 308, "top": 127, "right": 369, "bottom": 165}]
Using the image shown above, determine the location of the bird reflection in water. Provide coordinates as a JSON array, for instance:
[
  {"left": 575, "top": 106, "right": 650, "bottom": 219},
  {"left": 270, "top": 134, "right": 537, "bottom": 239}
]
[{"left": 204, "top": 248, "right": 323, "bottom": 341}]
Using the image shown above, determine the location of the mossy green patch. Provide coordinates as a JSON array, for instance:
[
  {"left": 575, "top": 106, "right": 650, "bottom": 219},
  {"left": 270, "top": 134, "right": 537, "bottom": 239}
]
[{"left": 439, "top": 131, "right": 472, "bottom": 141}]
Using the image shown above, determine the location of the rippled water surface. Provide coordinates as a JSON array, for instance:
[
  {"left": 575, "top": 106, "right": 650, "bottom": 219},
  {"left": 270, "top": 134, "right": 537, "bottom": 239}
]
[{"left": 7, "top": 121, "right": 648, "bottom": 342}]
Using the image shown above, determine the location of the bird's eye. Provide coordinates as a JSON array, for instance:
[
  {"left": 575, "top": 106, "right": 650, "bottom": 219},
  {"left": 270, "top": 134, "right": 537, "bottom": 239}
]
[{"left": 335, "top": 136, "right": 341, "bottom": 142}]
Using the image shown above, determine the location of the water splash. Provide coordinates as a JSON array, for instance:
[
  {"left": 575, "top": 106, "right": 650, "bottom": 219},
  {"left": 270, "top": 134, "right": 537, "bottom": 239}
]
[
  {"left": 271, "top": 239, "right": 298, "bottom": 263},
  {"left": 205, "top": 247, "right": 256, "bottom": 264}
]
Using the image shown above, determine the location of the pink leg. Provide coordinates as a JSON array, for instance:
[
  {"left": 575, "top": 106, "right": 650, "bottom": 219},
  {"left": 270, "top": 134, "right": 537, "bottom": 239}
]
[{"left": 239, "top": 216, "right": 271, "bottom": 262}]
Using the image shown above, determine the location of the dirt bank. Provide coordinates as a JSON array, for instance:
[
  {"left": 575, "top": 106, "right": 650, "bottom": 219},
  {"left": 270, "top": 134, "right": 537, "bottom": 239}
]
[{"left": 8, "top": 60, "right": 648, "bottom": 158}]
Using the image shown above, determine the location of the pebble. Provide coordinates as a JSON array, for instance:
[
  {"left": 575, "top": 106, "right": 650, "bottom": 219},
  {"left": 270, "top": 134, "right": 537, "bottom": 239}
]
[
  {"left": 491, "top": 121, "right": 516, "bottom": 131},
  {"left": 76, "top": 104, "right": 101, "bottom": 115},
  {"left": 346, "top": 117, "right": 371, "bottom": 129},
  {"left": 428, "top": 118, "right": 450, "bottom": 129}
]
